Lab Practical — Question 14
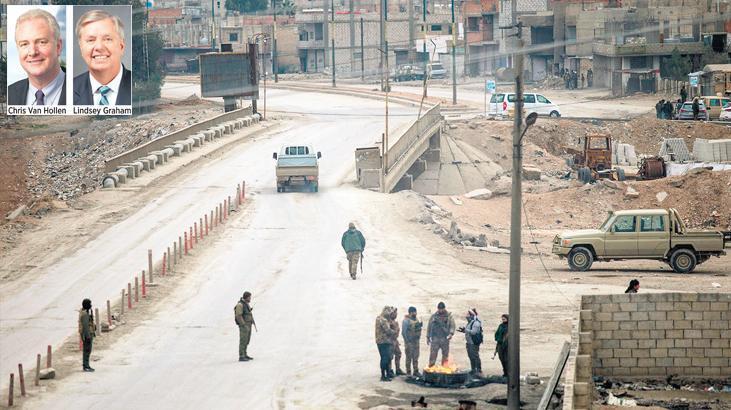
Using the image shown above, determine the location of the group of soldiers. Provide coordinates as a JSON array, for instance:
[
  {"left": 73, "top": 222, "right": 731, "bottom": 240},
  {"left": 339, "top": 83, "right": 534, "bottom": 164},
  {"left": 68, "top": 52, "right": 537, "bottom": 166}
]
[
  {"left": 374, "top": 302, "right": 511, "bottom": 382},
  {"left": 562, "top": 68, "right": 593, "bottom": 89}
]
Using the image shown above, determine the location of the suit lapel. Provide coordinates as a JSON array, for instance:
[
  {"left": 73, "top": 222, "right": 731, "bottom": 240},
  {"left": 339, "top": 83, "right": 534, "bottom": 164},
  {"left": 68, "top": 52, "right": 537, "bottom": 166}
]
[{"left": 117, "top": 67, "right": 132, "bottom": 105}]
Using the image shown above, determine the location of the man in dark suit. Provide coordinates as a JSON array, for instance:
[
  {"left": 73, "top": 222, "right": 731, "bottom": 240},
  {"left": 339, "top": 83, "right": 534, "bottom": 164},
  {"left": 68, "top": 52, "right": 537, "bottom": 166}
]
[
  {"left": 8, "top": 9, "right": 66, "bottom": 106},
  {"left": 73, "top": 10, "right": 131, "bottom": 106}
]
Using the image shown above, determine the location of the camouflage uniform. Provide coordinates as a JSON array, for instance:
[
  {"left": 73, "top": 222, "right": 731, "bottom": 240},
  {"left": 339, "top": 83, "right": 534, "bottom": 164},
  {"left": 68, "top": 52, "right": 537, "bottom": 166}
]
[
  {"left": 375, "top": 307, "right": 397, "bottom": 379},
  {"left": 402, "top": 315, "right": 423, "bottom": 375},
  {"left": 388, "top": 311, "right": 404, "bottom": 375},
  {"left": 427, "top": 310, "right": 455, "bottom": 366},
  {"left": 78, "top": 308, "right": 95, "bottom": 370},
  {"left": 235, "top": 298, "right": 255, "bottom": 360}
]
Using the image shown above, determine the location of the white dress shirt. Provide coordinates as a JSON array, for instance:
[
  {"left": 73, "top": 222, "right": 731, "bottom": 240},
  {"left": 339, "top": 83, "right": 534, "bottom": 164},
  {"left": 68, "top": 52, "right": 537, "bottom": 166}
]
[
  {"left": 26, "top": 70, "right": 65, "bottom": 106},
  {"left": 89, "top": 65, "right": 124, "bottom": 106}
]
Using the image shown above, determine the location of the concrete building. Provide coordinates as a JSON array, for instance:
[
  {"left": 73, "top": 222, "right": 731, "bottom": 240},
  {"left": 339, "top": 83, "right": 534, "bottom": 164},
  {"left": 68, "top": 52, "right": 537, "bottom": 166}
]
[{"left": 518, "top": 0, "right": 730, "bottom": 93}]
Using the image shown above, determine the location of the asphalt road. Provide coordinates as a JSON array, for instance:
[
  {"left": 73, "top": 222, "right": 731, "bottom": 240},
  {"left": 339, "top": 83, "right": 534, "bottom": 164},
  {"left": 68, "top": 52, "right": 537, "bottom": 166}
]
[{"left": 0, "top": 88, "right": 419, "bottom": 402}]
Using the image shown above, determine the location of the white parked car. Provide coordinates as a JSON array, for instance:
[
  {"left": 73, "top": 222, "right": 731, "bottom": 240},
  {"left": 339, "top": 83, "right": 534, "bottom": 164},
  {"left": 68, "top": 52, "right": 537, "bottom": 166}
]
[
  {"left": 487, "top": 92, "right": 562, "bottom": 117},
  {"left": 719, "top": 103, "right": 731, "bottom": 121}
]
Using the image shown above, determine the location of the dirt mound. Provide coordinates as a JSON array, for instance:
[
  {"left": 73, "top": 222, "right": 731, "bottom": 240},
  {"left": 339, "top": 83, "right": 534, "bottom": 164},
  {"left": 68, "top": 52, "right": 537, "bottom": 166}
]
[
  {"left": 530, "top": 116, "right": 731, "bottom": 157},
  {"left": 524, "top": 169, "right": 731, "bottom": 231}
]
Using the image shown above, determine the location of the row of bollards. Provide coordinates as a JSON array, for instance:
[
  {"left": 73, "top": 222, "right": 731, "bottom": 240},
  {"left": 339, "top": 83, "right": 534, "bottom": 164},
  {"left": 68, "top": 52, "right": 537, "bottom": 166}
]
[{"left": 7, "top": 180, "right": 247, "bottom": 406}]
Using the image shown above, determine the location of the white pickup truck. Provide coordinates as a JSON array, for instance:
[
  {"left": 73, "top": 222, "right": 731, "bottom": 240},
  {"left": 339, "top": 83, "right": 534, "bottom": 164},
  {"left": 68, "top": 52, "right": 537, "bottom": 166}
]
[{"left": 272, "top": 145, "right": 321, "bottom": 192}]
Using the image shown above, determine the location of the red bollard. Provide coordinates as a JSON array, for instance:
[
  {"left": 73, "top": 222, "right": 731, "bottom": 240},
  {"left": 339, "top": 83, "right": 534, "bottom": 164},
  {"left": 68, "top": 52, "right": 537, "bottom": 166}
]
[
  {"left": 107, "top": 300, "right": 112, "bottom": 326},
  {"left": 8, "top": 373, "right": 13, "bottom": 407},
  {"left": 127, "top": 283, "right": 132, "bottom": 309},
  {"left": 184, "top": 232, "right": 188, "bottom": 255},
  {"left": 224, "top": 199, "right": 228, "bottom": 219},
  {"left": 199, "top": 217, "right": 204, "bottom": 240},
  {"left": 148, "top": 249, "right": 154, "bottom": 284},
  {"left": 205, "top": 214, "right": 209, "bottom": 236},
  {"left": 35, "top": 354, "right": 40, "bottom": 386},
  {"left": 194, "top": 222, "right": 198, "bottom": 246},
  {"left": 18, "top": 364, "right": 25, "bottom": 397},
  {"left": 162, "top": 253, "right": 167, "bottom": 276},
  {"left": 243, "top": 180, "right": 246, "bottom": 201},
  {"left": 210, "top": 210, "right": 214, "bottom": 230},
  {"left": 142, "top": 270, "right": 147, "bottom": 297},
  {"left": 46, "top": 345, "right": 52, "bottom": 368},
  {"left": 189, "top": 227, "right": 194, "bottom": 249},
  {"left": 167, "top": 247, "right": 172, "bottom": 272},
  {"left": 134, "top": 276, "right": 139, "bottom": 303},
  {"left": 215, "top": 207, "right": 219, "bottom": 227}
]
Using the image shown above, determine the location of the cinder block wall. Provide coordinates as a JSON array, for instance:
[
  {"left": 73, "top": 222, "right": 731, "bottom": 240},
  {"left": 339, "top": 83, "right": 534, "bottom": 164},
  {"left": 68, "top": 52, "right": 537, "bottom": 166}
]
[{"left": 581, "top": 293, "right": 731, "bottom": 379}]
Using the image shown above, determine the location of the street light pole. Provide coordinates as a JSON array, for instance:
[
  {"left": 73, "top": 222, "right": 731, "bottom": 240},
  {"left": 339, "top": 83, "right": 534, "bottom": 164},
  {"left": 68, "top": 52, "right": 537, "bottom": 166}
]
[
  {"left": 507, "top": 3, "right": 524, "bottom": 406},
  {"left": 451, "top": 0, "right": 457, "bottom": 105},
  {"left": 332, "top": 0, "right": 336, "bottom": 87},
  {"left": 273, "top": 0, "right": 278, "bottom": 83}
]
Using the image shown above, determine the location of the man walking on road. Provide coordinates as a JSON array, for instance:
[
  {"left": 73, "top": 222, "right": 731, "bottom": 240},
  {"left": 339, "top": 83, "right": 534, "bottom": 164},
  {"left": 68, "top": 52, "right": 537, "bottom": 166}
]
[
  {"left": 388, "top": 307, "right": 405, "bottom": 376},
  {"left": 78, "top": 298, "right": 96, "bottom": 372},
  {"left": 402, "top": 306, "right": 423, "bottom": 376},
  {"left": 680, "top": 85, "right": 687, "bottom": 103},
  {"left": 234, "top": 291, "right": 255, "bottom": 362},
  {"left": 493, "top": 314, "right": 509, "bottom": 377},
  {"left": 426, "top": 302, "right": 455, "bottom": 366},
  {"left": 459, "top": 309, "right": 483, "bottom": 376},
  {"left": 376, "top": 306, "right": 397, "bottom": 381},
  {"left": 341, "top": 222, "right": 366, "bottom": 280}
]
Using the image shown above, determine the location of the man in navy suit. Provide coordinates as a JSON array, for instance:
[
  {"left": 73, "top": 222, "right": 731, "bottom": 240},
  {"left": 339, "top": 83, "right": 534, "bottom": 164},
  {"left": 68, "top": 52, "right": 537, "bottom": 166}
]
[
  {"left": 8, "top": 9, "right": 66, "bottom": 106},
  {"left": 73, "top": 10, "right": 131, "bottom": 106}
]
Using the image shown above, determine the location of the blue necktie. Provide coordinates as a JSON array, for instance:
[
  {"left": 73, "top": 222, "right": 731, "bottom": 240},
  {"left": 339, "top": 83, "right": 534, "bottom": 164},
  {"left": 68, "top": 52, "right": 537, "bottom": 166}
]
[
  {"left": 98, "top": 86, "right": 111, "bottom": 105},
  {"left": 35, "top": 90, "right": 45, "bottom": 106}
]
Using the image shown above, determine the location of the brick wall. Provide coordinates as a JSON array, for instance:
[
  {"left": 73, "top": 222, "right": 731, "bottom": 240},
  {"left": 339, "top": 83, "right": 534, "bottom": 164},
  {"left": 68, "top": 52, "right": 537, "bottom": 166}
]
[{"left": 581, "top": 293, "right": 731, "bottom": 379}]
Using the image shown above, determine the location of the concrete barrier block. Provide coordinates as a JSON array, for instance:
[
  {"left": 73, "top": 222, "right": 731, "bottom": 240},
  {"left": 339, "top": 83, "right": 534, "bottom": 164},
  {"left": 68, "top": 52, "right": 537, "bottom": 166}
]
[
  {"left": 165, "top": 145, "right": 182, "bottom": 156},
  {"left": 102, "top": 174, "right": 119, "bottom": 188},
  {"left": 359, "top": 169, "right": 381, "bottom": 189},
  {"left": 150, "top": 151, "right": 166, "bottom": 164},
  {"left": 138, "top": 158, "right": 151, "bottom": 171},
  {"left": 203, "top": 130, "right": 215, "bottom": 141}
]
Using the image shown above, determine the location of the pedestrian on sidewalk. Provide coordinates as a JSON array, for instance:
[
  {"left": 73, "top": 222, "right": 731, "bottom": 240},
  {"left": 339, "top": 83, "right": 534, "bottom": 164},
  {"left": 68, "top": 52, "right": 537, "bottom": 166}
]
[
  {"left": 581, "top": 73, "right": 585, "bottom": 89},
  {"left": 341, "top": 222, "right": 366, "bottom": 280},
  {"left": 625, "top": 279, "right": 640, "bottom": 293},
  {"left": 692, "top": 97, "right": 700, "bottom": 120},
  {"left": 376, "top": 306, "right": 397, "bottom": 381},
  {"left": 234, "top": 291, "right": 255, "bottom": 361},
  {"left": 663, "top": 100, "right": 674, "bottom": 120},
  {"left": 587, "top": 68, "right": 593, "bottom": 88},
  {"left": 655, "top": 99, "right": 665, "bottom": 119},
  {"left": 493, "top": 314, "right": 509, "bottom": 378},
  {"left": 78, "top": 298, "right": 96, "bottom": 372},
  {"left": 680, "top": 85, "right": 687, "bottom": 103},
  {"left": 458, "top": 308, "right": 483, "bottom": 376},
  {"left": 427, "top": 302, "right": 455, "bottom": 366},
  {"left": 402, "top": 306, "right": 423, "bottom": 376}
]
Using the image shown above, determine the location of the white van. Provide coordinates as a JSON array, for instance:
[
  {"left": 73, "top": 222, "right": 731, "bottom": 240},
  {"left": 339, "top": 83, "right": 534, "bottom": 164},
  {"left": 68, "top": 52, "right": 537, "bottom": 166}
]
[{"left": 487, "top": 93, "right": 562, "bottom": 117}]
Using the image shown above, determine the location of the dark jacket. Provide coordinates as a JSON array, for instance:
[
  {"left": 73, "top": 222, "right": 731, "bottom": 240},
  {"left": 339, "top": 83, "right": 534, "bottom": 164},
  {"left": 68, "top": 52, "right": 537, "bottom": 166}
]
[
  {"left": 8, "top": 76, "right": 67, "bottom": 105},
  {"left": 78, "top": 308, "right": 95, "bottom": 340},
  {"left": 495, "top": 323, "right": 508, "bottom": 347},
  {"left": 427, "top": 311, "right": 455, "bottom": 341},
  {"left": 73, "top": 66, "right": 131, "bottom": 105},
  {"left": 341, "top": 228, "right": 366, "bottom": 253}
]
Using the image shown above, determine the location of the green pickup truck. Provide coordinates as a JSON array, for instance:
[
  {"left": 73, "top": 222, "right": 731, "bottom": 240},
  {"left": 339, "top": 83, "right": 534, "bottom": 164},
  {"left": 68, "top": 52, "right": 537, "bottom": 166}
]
[{"left": 552, "top": 209, "right": 730, "bottom": 273}]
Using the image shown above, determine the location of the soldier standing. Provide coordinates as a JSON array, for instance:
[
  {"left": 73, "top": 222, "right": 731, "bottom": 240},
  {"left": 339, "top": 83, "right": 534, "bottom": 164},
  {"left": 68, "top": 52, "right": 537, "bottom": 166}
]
[
  {"left": 401, "top": 306, "right": 423, "bottom": 376},
  {"left": 375, "top": 306, "right": 397, "bottom": 381},
  {"left": 78, "top": 298, "right": 96, "bottom": 372},
  {"left": 341, "top": 222, "right": 366, "bottom": 280},
  {"left": 493, "top": 314, "right": 509, "bottom": 377},
  {"left": 234, "top": 291, "right": 255, "bottom": 362},
  {"left": 426, "top": 302, "right": 455, "bottom": 366},
  {"left": 388, "top": 307, "right": 405, "bottom": 376}
]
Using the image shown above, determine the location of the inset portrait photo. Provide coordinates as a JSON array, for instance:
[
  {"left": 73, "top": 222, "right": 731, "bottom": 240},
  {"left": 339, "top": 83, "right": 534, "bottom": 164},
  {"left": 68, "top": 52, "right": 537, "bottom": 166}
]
[
  {"left": 72, "top": 6, "right": 132, "bottom": 107},
  {"left": 7, "top": 6, "right": 68, "bottom": 106}
]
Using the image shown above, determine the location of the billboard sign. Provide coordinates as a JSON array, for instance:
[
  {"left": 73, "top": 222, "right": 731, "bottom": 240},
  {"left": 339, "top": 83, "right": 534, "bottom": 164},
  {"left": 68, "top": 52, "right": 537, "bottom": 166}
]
[{"left": 200, "top": 50, "right": 259, "bottom": 99}]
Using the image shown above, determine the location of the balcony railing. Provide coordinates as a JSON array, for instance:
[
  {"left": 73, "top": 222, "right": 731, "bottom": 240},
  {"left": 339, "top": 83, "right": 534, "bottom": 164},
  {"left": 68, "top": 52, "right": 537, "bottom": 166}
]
[{"left": 298, "top": 39, "right": 325, "bottom": 49}]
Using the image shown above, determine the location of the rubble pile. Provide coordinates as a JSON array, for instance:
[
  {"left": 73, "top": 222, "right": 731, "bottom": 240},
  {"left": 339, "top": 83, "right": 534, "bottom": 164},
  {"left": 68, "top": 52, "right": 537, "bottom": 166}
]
[
  {"left": 534, "top": 75, "right": 566, "bottom": 90},
  {"left": 25, "top": 109, "right": 220, "bottom": 201},
  {"left": 594, "top": 376, "right": 731, "bottom": 409},
  {"left": 528, "top": 116, "right": 731, "bottom": 157},
  {"left": 522, "top": 170, "right": 731, "bottom": 231}
]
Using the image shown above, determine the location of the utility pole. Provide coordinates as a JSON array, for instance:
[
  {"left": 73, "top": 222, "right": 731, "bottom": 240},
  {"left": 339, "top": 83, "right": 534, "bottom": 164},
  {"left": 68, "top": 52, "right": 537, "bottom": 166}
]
[
  {"left": 273, "top": 0, "right": 278, "bottom": 82},
  {"left": 379, "top": 0, "right": 385, "bottom": 91},
  {"left": 211, "top": 0, "right": 216, "bottom": 50},
  {"left": 503, "top": 0, "right": 524, "bottom": 406},
  {"left": 384, "top": 0, "right": 390, "bottom": 173},
  {"left": 324, "top": 0, "right": 330, "bottom": 68},
  {"left": 422, "top": 0, "right": 427, "bottom": 97},
  {"left": 350, "top": 0, "right": 356, "bottom": 75},
  {"left": 451, "top": 0, "right": 457, "bottom": 105},
  {"left": 332, "top": 0, "right": 336, "bottom": 87},
  {"left": 360, "top": 17, "right": 365, "bottom": 81}
]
